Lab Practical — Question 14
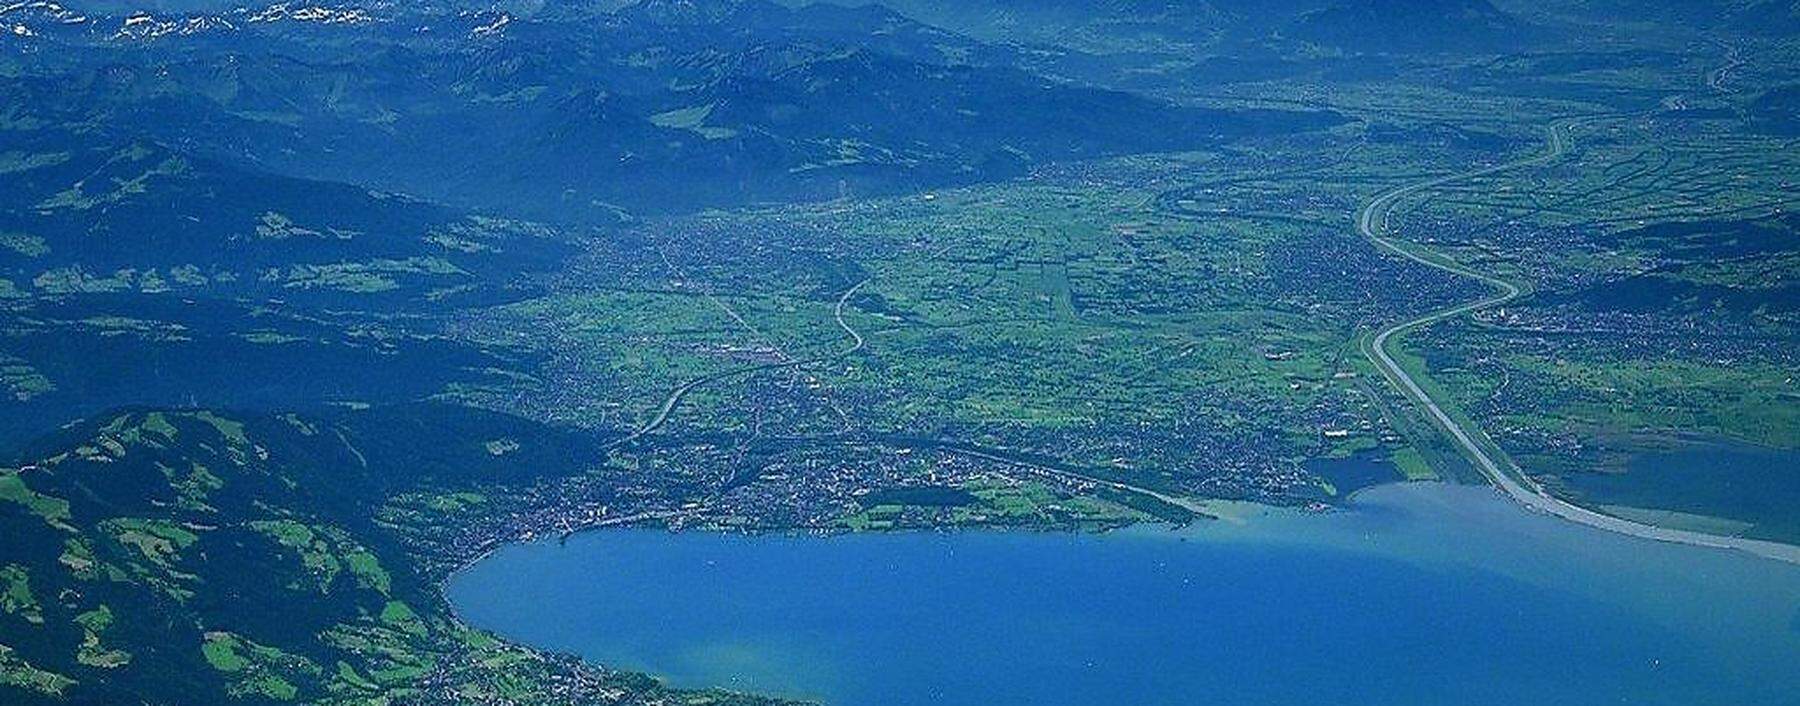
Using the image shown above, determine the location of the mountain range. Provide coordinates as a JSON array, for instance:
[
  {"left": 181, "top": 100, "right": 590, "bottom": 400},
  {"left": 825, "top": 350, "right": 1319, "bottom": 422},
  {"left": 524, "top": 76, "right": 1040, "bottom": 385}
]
[{"left": 2, "top": 0, "right": 1349, "bottom": 223}]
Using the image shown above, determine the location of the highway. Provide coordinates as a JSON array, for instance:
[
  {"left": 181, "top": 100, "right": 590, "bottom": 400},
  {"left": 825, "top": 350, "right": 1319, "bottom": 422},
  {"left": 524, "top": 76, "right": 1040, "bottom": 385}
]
[
  {"left": 1357, "top": 121, "right": 1800, "bottom": 566},
  {"left": 927, "top": 442, "right": 1218, "bottom": 519}
]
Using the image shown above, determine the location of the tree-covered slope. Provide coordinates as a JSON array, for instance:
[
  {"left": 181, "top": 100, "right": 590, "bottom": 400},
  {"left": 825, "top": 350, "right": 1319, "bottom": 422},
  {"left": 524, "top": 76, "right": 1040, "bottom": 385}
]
[
  {"left": 0, "top": 131, "right": 572, "bottom": 307},
  {"left": 0, "top": 405, "right": 786, "bottom": 705}
]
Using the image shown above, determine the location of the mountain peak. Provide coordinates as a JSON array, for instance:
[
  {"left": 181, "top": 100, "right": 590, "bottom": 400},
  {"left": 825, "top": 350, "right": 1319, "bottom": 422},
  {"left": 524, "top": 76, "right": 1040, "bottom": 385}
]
[{"left": 618, "top": 0, "right": 776, "bottom": 25}]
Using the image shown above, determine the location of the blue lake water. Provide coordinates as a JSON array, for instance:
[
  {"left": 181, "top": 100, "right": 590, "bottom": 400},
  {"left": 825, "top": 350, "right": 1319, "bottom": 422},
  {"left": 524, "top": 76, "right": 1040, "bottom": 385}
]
[
  {"left": 447, "top": 483, "right": 1800, "bottom": 706},
  {"left": 1568, "top": 440, "right": 1800, "bottom": 542}
]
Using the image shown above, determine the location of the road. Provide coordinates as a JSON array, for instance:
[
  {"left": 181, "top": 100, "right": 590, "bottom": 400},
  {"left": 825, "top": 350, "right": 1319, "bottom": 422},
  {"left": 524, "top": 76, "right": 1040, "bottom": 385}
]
[
  {"left": 1357, "top": 122, "right": 1800, "bottom": 566},
  {"left": 610, "top": 274, "right": 1213, "bottom": 519},
  {"left": 934, "top": 443, "right": 1218, "bottom": 519},
  {"left": 604, "top": 278, "right": 872, "bottom": 450},
  {"left": 1706, "top": 41, "right": 1743, "bottom": 94}
]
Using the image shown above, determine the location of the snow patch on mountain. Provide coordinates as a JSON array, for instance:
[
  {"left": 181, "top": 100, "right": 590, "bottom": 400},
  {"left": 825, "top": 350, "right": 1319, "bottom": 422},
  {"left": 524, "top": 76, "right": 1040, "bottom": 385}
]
[
  {"left": 467, "top": 10, "right": 510, "bottom": 37},
  {"left": 104, "top": 3, "right": 375, "bottom": 42},
  {"left": 244, "top": 3, "right": 373, "bottom": 25}
]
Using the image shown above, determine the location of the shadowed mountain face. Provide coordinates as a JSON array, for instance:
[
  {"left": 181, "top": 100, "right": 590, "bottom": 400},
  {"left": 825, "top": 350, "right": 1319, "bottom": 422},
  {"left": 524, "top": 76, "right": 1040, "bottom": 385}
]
[
  {"left": 811, "top": 0, "right": 1232, "bottom": 43},
  {"left": 1730, "top": 0, "right": 1800, "bottom": 35},
  {"left": 1751, "top": 83, "right": 1800, "bottom": 134},
  {"left": 1287, "top": 0, "right": 1546, "bottom": 54},
  {"left": 795, "top": 0, "right": 1548, "bottom": 55},
  {"left": 799, "top": 0, "right": 1326, "bottom": 49},
  {"left": 0, "top": 131, "right": 572, "bottom": 307},
  {"left": 0, "top": 0, "right": 1345, "bottom": 223}
]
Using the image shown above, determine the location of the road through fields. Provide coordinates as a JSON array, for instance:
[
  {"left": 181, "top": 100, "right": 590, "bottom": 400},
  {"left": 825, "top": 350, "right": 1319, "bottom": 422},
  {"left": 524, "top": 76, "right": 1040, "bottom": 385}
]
[{"left": 1357, "top": 122, "right": 1800, "bottom": 566}]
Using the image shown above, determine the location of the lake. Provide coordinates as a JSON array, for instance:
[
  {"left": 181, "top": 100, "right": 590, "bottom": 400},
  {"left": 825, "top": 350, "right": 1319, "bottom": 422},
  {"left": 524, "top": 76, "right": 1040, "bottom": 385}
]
[
  {"left": 1566, "top": 439, "right": 1800, "bottom": 543},
  {"left": 447, "top": 483, "right": 1800, "bottom": 706}
]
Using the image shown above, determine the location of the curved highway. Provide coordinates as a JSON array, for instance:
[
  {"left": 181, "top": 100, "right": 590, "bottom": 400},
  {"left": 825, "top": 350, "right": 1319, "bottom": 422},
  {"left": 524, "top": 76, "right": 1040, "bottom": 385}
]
[{"left": 1358, "top": 122, "right": 1800, "bottom": 566}]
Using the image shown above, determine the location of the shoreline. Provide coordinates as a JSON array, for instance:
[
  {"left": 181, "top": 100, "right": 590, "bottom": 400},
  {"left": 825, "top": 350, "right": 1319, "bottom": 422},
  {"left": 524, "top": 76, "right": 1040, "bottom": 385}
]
[{"left": 1355, "top": 117, "right": 1800, "bottom": 567}]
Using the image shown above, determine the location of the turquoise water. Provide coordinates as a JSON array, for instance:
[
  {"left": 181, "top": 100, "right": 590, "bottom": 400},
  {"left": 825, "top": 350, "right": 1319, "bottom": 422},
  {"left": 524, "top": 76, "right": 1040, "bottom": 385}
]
[{"left": 447, "top": 483, "right": 1800, "bottom": 706}]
